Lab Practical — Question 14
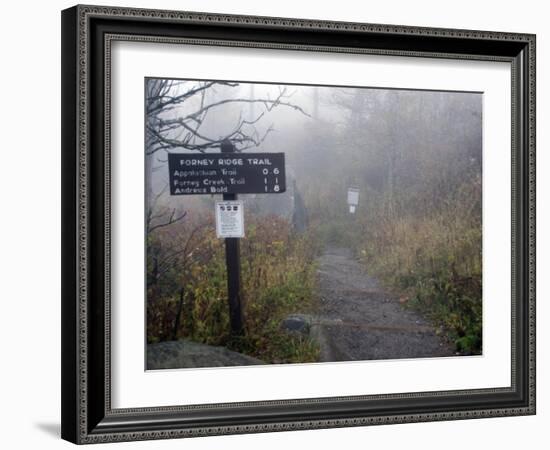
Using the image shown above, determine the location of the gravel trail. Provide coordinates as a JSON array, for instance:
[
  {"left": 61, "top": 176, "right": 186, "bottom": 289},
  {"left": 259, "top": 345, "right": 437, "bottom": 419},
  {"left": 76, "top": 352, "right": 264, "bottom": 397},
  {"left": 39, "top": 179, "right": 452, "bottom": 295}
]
[{"left": 315, "top": 247, "right": 455, "bottom": 362}]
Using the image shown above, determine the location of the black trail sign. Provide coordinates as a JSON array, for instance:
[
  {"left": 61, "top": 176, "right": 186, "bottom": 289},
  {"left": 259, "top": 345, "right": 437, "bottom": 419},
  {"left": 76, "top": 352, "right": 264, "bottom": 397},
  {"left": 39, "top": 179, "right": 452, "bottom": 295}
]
[
  {"left": 167, "top": 147, "right": 286, "bottom": 338},
  {"left": 168, "top": 152, "right": 286, "bottom": 195}
]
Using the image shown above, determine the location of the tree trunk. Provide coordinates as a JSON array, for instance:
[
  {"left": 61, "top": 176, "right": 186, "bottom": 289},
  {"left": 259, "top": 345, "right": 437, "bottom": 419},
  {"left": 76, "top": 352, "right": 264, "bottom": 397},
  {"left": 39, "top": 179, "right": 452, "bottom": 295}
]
[{"left": 172, "top": 287, "right": 185, "bottom": 341}]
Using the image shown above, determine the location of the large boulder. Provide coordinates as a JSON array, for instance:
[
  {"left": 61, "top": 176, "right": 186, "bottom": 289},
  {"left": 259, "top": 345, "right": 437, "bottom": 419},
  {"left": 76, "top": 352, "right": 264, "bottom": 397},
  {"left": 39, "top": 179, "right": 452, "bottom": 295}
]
[{"left": 147, "top": 340, "right": 263, "bottom": 370}]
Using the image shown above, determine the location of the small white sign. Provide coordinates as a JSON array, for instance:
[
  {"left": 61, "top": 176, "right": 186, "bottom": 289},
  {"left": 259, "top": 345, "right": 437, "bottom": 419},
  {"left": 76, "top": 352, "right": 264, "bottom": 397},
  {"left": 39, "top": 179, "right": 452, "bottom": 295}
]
[
  {"left": 347, "top": 188, "right": 360, "bottom": 206},
  {"left": 215, "top": 201, "right": 245, "bottom": 238}
]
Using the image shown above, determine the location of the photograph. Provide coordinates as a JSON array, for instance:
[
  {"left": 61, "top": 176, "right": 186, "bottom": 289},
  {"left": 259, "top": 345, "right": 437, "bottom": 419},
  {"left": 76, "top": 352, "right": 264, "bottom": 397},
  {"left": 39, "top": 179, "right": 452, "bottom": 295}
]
[
  {"left": 145, "top": 78, "right": 483, "bottom": 370},
  {"left": 58, "top": 4, "right": 536, "bottom": 444}
]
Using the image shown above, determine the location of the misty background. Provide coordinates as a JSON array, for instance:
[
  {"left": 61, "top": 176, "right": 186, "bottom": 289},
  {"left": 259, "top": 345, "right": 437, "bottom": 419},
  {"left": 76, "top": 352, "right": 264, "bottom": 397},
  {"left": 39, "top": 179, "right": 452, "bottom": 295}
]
[
  {"left": 146, "top": 80, "right": 481, "bottom": 232},
  {"left": 145, "top": 78, "right": 483, "bottom": 365}
]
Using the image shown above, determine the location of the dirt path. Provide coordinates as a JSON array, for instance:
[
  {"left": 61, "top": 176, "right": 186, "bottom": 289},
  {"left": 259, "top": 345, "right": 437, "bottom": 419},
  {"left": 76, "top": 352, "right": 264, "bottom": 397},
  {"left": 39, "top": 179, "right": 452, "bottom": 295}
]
[{"left": 314, "top": 247, "right": 455, "bottom": 362}]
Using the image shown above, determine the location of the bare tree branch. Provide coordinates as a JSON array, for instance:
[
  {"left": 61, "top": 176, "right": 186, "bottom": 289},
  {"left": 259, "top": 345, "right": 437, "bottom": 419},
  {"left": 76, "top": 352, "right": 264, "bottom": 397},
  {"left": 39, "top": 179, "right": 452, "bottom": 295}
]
[
  {"left": 148, "top": 209, "right": 188, "bottom": 233},
  {"left": 145, "top": 79, "right": 309, "bottom": 236},
  {"left": 146, "top": 83, "right": 310, "bottom": 155}
]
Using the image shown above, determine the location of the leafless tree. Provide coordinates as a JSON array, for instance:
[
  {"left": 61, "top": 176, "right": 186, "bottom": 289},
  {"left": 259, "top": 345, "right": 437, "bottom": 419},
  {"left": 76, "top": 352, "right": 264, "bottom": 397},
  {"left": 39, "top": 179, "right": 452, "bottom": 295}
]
[{"left": 145, "top": 79, "right": 309, "bottom": 234}]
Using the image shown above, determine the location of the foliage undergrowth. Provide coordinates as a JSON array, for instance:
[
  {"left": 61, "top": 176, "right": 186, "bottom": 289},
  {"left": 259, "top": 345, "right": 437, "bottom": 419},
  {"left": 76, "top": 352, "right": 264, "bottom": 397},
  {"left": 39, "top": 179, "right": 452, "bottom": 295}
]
[
  {"left": 359, "top": 203, "right": 482, "bottom": 354},
  {"left": 147, "top": 214, "right": 320, "bottom": 364}
]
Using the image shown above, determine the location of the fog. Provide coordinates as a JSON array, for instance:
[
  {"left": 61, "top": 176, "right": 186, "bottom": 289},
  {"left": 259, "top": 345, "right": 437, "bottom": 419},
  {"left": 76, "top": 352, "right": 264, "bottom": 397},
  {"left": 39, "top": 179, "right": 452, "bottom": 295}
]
[
  {"left": 146, "top": 78, "right": 481, "bottom": 232},
  {"left": 145, "top": 78, "right": 484, "bottom": 359}
]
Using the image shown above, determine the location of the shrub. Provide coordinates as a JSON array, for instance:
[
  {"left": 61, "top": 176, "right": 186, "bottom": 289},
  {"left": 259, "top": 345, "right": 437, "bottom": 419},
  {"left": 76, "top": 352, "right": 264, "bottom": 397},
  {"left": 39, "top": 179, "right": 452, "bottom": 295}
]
[
  {"left": 147, "top": 214, "right": 320, "bottom": 363},
  {"left": 359, "top": 207, "right": 482, "bottom": 354}
]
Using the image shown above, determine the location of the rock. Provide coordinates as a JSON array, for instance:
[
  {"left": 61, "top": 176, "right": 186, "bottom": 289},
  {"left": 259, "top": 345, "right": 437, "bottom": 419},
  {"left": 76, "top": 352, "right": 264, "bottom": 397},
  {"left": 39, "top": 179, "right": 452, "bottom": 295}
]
[
  {"left": 281, "top": 314, "right": 312, "bottom": 335},
  {"left": 147, "top": 340, "right": 263, "bottom": 370}
]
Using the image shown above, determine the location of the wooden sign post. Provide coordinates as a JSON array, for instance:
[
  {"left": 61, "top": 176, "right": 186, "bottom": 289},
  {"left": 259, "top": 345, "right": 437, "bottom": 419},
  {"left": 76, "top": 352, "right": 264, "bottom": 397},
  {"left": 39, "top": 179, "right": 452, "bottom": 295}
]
[
  {"left": 168, "top": 142, "right": 286, "bottom": 337},
  {"left": 220, "top": 140, "right": 244, "bottom": 336}
]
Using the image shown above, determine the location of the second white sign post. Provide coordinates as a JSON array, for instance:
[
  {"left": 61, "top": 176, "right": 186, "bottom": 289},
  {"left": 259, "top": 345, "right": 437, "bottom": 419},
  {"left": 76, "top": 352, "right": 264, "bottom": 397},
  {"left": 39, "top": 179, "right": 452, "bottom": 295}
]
[{"left": 347, "top": 187, "right": 360, "bottom": 214}]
